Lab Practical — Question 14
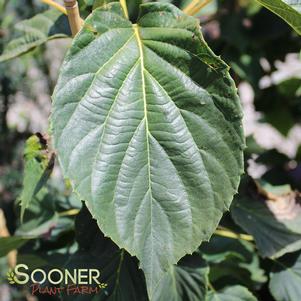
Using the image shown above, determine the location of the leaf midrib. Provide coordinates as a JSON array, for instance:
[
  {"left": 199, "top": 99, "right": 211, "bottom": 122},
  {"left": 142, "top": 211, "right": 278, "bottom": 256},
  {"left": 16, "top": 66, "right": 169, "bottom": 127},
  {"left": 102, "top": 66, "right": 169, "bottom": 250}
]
[{"left": 133, "top": 24, "right": 155, "bottom": 290}]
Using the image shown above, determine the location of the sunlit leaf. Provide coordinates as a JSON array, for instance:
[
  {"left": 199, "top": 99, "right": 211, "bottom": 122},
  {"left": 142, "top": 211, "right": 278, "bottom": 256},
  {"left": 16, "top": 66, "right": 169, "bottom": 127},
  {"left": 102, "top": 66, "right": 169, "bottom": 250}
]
[
  {"left": 283, "top": 0, "right": 301, "bottom": 12},
  {"left": 18, "top": 134, "right": 54, "bottom": 222},
  {"left": 0, "top": 9, "right": 71, "bottom": 63},
  {"left": 51, "top": 2, "right": 244, "bottom": 297}
]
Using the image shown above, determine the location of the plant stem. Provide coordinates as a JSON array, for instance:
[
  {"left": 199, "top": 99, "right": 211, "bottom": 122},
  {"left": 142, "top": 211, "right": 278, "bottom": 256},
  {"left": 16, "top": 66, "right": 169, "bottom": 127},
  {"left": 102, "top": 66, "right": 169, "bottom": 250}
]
[
  {"left": 58, "top": 208, "right": 80, "bottom": 217},
  {"left": 214, "top": 227, "right": 254, "bottom": 242},
  {"left": 120, "top": 0, "right": 129, "bottom": 19},
  {"left": 208, "top": 281, "right": 216, "bottom": 292},
  {"left": 41, "top": 0, "right": 67, "bottom": 15},
  {"left": 183, "top": 0, "right": 212, "bottom": 16},
  {"left": 64, "top": 0, "right": 84, "bottom": 37}
]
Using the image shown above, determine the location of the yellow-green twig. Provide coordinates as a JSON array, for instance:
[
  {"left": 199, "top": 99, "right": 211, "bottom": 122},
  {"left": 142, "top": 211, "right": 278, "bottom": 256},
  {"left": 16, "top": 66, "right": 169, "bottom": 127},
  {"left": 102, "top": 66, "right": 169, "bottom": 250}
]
[
  {"left": 41, "top": 0, "right": 67, "bottom": 15},
  {"left": 183, "top": 0, "right": 212, "bottom": 16},
  {"left": 58, "top": 208, "right": 80, "bottom": 217},
  {"left": 214, "top": 228, "right": 254, "bottom": 242},
  {"left": 120, "top": 0, "right": 129, "bottom": 19}
]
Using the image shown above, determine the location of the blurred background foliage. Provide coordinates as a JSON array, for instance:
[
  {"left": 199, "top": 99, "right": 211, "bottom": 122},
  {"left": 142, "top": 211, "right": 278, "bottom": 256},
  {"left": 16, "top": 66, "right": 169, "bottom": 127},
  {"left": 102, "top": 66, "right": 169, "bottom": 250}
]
[{"left": 0, "top": 0, "right": 301, "bottom": 300}]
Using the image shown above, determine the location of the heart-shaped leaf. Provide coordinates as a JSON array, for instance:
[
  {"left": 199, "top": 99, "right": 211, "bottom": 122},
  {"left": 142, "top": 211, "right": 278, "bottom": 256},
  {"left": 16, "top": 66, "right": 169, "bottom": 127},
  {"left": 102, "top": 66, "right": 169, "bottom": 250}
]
[{"left": 51, "top": 2, "right": 244, "bottom": 297}]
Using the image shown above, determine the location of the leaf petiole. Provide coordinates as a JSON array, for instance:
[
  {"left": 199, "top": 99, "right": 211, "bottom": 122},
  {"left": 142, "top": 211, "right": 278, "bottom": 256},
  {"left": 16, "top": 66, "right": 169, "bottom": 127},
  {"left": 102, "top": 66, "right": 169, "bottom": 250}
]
[
  {"left": 214, "top": 227, "right": 254, "bottom": 242},
  {"left": 183, "top": 0, "right": 212, "bottom": 16},
  {"left": 120, "top": 0, "right": 129, "bottom": 19},
  {"left": 41, "top": 0, "right": 67, "bottom": 15}
]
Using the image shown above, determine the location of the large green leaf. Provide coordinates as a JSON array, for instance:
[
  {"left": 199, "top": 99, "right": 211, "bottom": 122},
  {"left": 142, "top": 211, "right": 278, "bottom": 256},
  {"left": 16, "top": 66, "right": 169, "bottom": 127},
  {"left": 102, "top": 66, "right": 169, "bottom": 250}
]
[
  {"left": 18, "top": 134, "right": 54, "bottom": 222},
  {"left": 269, "top": 252, "right": 301, "bottom": 301},
  {"left": 255, "top": 0, "right": 301, "bottom": 34},
  {"left": 0, "top": 9, "right": 71, "bottom": 63},
  {"left": 51, "top": 2, "right": 244, "bottom": 297},
  {"left": 207, "top": 285, "right": 258, "bottom": 301},
  {"left": 231, "top": 177, "right": 301, "bottom": 258}
]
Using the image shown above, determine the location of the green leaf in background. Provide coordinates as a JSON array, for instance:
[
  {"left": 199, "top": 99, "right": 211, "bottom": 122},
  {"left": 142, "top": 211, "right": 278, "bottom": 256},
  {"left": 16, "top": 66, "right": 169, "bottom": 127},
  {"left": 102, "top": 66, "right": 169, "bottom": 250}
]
[
  {"left": 51, "top": 2, "right": 244, "bottom": 297},
  {"left": 231, "top": 177, "right": 301, "bottom": 258},
  {"left": 0, "top": 9, "right": 71, "bottom": 63},
  {"left": 153, "top": 254, "right": 208, "bottom": 301},
  {"left": 66, "top": 205, "right": 211, "bottom": 301},
  {"left": 255, "top": 0, "right": 301, "bottom": 34},
  {"left": 83, "top": 0, "right": 95, "bottom": 5},
  {"left": 245, "top": 135, "right": 265, "bottom": 158},
  {"left": 0, "top": 237, "right": 30, "bottom": 258},
  {"left": 201, "top": 236, "right": 267, "bottom": 288},
  {"left": 16, "top": 187, "right": 76, "bottom": 239},
  {"left": 254, "top": 78, "right": 301, "bottom": 136},
  {"left": 19, "top": 134, "right": 54, "bottom": 222},
  {"left": 269, "top": 251, "right": 301, "bottom": 301},
  {"left": 63, "top": 205, "right": 148, "bottom": 301},
  {"left": 207, "top": 285, "right": 258, "bottom": 301}
]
